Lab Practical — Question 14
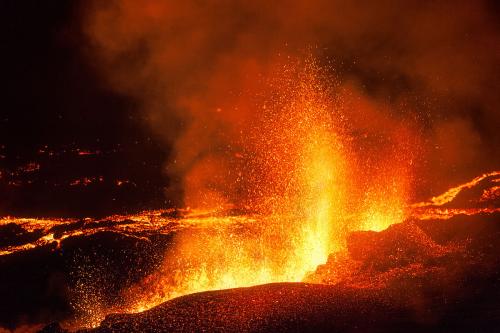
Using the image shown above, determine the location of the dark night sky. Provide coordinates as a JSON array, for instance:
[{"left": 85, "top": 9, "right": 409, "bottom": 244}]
[
  {"left": 2, "top": 0, "right": 132, "bottom": 148},
  {"left": 0, "top": 0, "right": 169, "bottom": 217}
]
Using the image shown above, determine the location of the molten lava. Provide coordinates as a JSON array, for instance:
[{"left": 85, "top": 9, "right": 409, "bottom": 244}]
[
  {"left": 1, "top": 168, "right": 499, "bottom": 328},
  {"left": 1, "top": 62, "right": 499, "bottom": 330}
]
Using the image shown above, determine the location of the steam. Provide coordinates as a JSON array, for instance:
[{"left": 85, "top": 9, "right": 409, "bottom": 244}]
[{"left": 83, "top": 0, "right": 500, "bottom": 205}]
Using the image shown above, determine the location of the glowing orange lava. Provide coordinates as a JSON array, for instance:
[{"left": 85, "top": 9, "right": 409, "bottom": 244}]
[
  {"left": 115, "top": 59, "right": 414, "bottom": 315},
  {"left": 4, "top": 62, "right": 499, "bottom": 330},
  {"left": 1, "top": 166, "right": 499, "bottom": 328}
]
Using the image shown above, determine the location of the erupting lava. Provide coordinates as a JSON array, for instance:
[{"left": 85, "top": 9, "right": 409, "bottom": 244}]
[
  {"left": 1, "top": 170, "right": 500, "bottom": 328},
  {"left": 1, "top": 169, "right": 500, "bottom": 329},
  {"left": 1, "top": 61, "right": 499, "bottom": 330},
  {"left": 0, "top": 60, "right": 413, "bottom": 328},
  {"left": 112, "top": 61, "right": 352, "bottom": 316},
  {"left": 3, "top": 60, "right": 499, "bottom": 330},
  {"left": 113, "top": 60, "right": 415, "bottom": 317}
]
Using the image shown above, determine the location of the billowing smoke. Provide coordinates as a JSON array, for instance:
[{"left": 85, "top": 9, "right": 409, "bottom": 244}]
[{"left": 82, "top": 0, "right": 500, "bottom": 207}]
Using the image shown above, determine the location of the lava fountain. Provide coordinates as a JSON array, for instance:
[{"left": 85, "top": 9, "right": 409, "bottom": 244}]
[{"left": 118, "top": 59, "right": 413, "bottom": 314}]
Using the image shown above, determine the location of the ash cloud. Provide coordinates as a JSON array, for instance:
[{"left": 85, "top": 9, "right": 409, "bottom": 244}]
[{"left": 82, "top": 0, "right": 500, "bottom": 205}]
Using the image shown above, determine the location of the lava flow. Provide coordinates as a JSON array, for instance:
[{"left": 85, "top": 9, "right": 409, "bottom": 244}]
[
  {"left": 2, "top": 61, "right": 499, "bottom": 331},
  {"left": 1, "top": 169, "right": 500, "bottom": 330}
]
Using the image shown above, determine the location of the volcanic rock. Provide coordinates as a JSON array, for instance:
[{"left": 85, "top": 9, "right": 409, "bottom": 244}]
[
  {"left": 0, "top": 223, "right": 43, "bottom": 247},
  {"left": 347, "top": 221, "right": 447, "bottom": 271},
  {"left": 14, "top": 213, "right": 500, "bottom": 332},
  {"left": 41, "top": 213, "right": 498, "bottom": 333}
]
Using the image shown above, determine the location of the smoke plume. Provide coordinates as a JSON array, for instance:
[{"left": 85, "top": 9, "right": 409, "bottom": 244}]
[{"left": 82, "top": 0, "right": 500, "bottom": 207}]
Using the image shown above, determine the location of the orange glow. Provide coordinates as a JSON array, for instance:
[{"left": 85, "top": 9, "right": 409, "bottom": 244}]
[
  {"left": 411, "top": 171, "right": 500, "bottom": 208},
  {"left": 113, "top": 59, "right": 417, "bottom": 315},
  {"left": 410, "top": 171, "right": 500, "bottom": 219},
  {"left": 2, "top": 166, "right": 500, "bottom": 328},
  {"left": 6, "top": 61, "right": 500, "bottom": 330},
  {"left": 0, "top": 61, "right": 423, "bottom": 328},
  {"left": 116, "top": 60, "right": 351, "bottom": 313}
]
